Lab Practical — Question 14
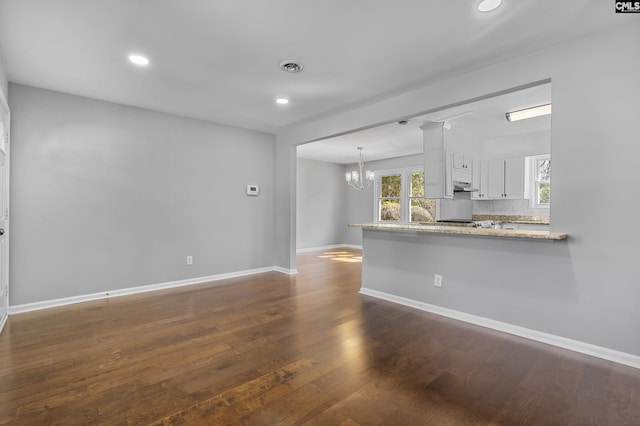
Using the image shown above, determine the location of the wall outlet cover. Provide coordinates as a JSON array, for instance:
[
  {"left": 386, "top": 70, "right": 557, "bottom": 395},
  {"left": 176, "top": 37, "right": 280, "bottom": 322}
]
[{"left": 246, "top": 185, "right": 260, "bottom": 196}]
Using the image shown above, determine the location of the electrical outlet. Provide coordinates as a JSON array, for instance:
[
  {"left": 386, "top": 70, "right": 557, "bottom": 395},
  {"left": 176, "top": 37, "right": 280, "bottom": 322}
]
[
  {"left": 186, "top": 256, "right": 193, "bottom": 266},
  {"left": 434, "top": 274, "right": 443, "bottom": 288}
]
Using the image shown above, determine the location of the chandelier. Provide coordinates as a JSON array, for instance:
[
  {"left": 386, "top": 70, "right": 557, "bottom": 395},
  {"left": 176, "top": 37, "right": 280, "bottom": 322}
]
[{"left": 345, "top": 147, "right": 374, "bottom": 190}]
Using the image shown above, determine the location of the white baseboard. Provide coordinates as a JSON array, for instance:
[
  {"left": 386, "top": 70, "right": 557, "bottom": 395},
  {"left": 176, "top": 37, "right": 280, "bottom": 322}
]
[
  {"left": 359, "top": 287, "right": 640, "bottom": 370},
  {"left": 296, "top": 244, "right": 362, "bottom": 253},
  {"left": 9, "top": 266, "right": 283, "bottom": 315},
  {"left": 274, "top": 266, "right": 298, "bottom": 275}
]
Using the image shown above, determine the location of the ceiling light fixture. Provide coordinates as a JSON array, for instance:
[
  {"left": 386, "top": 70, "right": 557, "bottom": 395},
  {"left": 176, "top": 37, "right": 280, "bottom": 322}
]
[
  {"left": 477, "top": 0, "right": 502, "bottom": 12},
  {"left": 345, "top": 147, "right": 374, "bottom": 191},
  {"left": 280, "top": 60, "right": 304, "bottom": 73},
  {"left": 506, "top": 103, "right": 552, "bottom": 122},
  {"left": 128, "top": 54, "right": 150, "bottom": 66},
  {"left": 276, "top": 98, "right": 289, "bottom": 105}
]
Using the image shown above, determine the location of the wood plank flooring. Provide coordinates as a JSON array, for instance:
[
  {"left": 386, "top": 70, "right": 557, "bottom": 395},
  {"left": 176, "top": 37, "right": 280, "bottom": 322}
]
[{"left": 1, "top": 247, "right": 640, "bottom": 425}]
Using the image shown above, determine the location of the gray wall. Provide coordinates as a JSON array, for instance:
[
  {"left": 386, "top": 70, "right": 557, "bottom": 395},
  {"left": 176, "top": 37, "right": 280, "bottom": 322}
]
[
  {"left": 361, "top": 231, "right": 579, "bottom": 341},
  {"left": 9, "top": 84, "right": 275, "bottom": 305},
  {"left": 296, "top": 158, "right": 347, "bottom": 249},
  {"left": 274, "top": 140, "right": 296, "bottom": 271},
  {"left": 276, "top": 23, "right": 640, "bottom": 356}
]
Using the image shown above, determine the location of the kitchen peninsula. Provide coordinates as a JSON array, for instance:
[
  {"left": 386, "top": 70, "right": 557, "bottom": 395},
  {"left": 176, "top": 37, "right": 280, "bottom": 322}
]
[
  {"left": 349, "top": 223, "right": 566, "bottom": 240},
  {"left": 351, "top": 221, "right": 576, "bottom": 363}
]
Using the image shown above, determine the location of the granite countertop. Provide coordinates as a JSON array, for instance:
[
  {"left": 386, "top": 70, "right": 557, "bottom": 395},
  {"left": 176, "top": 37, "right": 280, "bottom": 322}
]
[
  {"left": 472, "top": 214, "right": 550, "bottom": 225},
  {"left": 348, "top": 223, "right": 567, "bottom": 241}
]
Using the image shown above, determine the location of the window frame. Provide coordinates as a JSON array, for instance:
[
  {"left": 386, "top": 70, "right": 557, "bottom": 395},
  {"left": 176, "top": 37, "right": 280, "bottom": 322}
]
[
  {"left": 374, "top": 166, "right": 430, "bottom": 224},
  {"left": 527, "top": 154, "right": 551, "bottom": 209},
  {"left": 374, "top": 170, "right": 403, "bottom": 223}
]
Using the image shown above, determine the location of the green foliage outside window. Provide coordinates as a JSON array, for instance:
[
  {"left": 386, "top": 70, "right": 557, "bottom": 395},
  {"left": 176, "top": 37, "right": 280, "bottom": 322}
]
[
  {"left": 410, "top": 171, "right": 435, "bottom": 222},
  {"left": 380, "top": 175, "right": 402, "bottom": 197},
  {"left": 380, "top": 175, "right": 402, "bottom": 221},
  {"left": 537, "top": 159, "right": 551, "bottom": 205},
  {"left": 378, "top": 171, "right": 436, "bottom": 222}
]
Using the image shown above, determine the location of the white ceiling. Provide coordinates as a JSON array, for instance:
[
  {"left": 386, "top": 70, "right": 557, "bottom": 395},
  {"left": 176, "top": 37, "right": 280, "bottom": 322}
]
[
  {"left": 297, "top": 82, "right": 552, "bottom": 164},
  {"left": 0, "top": 1, "right": 621, "bottom": 134}
]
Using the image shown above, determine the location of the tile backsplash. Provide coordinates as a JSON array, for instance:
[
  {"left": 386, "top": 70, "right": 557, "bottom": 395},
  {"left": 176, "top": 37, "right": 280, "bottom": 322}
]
[{"left": 473, "top": 199, "right": 550, "bottom": 217}]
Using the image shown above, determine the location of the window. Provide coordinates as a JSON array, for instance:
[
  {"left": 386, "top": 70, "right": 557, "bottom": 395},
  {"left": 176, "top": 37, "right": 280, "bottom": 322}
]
[
  {"left": 409, "top": 171, "right": 436, "bottom": 222},
  {"left": 528, "top": 154, "right": 551, "bottom": 208},
  {"left": 375, "top": 168, "right": 436, "bottom": 223},
  {"left": 378, "top": 173, "right": 402, "bottom": 222}
]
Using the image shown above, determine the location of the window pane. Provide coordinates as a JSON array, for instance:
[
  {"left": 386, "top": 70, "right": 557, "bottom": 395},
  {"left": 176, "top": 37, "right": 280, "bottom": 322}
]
[
  {"left": 380, "top": 200, "right": 401, "bottom": 221},
  {"left": 411, "top": 198, "right": 436, "bottom": 222},
  {"left": 538, "top": 183, "right": 551, "bottom": 204},
  {"left": 537, "top": 159, "right": 551, "bottom": 181},
  {"left": 380, "top": 174, "right": 402, "bottom": 197},
  {"left": 411, "top": 172, "right": 424, "bottom": 197}
]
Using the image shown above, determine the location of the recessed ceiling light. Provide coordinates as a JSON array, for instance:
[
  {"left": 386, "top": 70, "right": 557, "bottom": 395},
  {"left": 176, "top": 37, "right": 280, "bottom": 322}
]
[
  {"left": 477, "top": 0, "right": 502, "bottom": 12},
  {"left": 279, "top": 60, "right": 304, "bottom": 73},
  {"left": 276, "top": 98, "right": 289, "bottom": 105},
  {"left": 128, "top": 54, "right": 150, "bottom": 66}
]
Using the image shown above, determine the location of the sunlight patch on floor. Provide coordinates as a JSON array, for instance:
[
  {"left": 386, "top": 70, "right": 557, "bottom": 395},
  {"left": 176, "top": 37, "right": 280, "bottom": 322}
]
[{"left": 317, "top": 251, "right": 362, "bottom": 263}]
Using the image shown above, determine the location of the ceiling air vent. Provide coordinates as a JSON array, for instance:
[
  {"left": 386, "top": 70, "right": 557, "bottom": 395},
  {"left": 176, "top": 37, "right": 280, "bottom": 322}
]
[{"left": 280, "top": 60, "right": 304, "bottom": 73}]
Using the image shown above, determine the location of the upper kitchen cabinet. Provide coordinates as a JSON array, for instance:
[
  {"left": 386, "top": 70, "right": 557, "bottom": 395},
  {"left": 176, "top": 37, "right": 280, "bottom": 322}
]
[
  {"left": 486, "top": 158, "right": 525, "bottom": 199},
  {"left": 452, "top": 152, "right": 472, "bottom": 171},
  {"left": 471, "top": 158, "right": 488, "bottom": 200}
]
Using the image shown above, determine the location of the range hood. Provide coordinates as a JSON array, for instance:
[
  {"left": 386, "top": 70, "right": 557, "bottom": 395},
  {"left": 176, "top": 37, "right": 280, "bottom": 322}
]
[
  {"left": 452, "top": 169, "right": 478, "bottom": 192},
  {"left": 453, "top": 181, "right": 478, "bottom": 192}
]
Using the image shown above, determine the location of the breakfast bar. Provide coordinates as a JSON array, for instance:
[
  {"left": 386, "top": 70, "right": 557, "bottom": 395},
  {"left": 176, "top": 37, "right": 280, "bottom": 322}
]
[
  {"left": 349, "top": 223, "right": 567, "bottom": 241},
  {"left": 351, "top": 221, "right": 574, "bottom": 359}
]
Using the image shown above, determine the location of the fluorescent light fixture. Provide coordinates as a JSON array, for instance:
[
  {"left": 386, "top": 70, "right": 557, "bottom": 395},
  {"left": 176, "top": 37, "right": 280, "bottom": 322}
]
[
  {"left": 276, "top": 98, "right": 289, "bottom": 105},
  {"left": 506, "top": 103, "right": 552, "bottom": 122},
  {"left": 477, "top": 0, "right": 502, "bottom": 12},
  {"left": 128, "top": 54, "right": 149, "bottom": 66}
]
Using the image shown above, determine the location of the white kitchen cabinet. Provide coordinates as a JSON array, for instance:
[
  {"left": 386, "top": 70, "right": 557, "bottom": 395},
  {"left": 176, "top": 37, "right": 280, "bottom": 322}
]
[
  {"left": 452, "top": 152, "right": 472, "bottom": 171},
  {"left": 451, "top": 151, "right": 472, "bottom": 185},
  {"left": 487, "top": 158, "right": 524, "bottom": 199},
  {"left": 471, "top": 158, "right": 489, "bottom": 200},
  {"left": 487, "top": 160, "right": 505, "bottom": 199},
  {"left": 504, "top": 158, "right": 524, "bottom": 199}
]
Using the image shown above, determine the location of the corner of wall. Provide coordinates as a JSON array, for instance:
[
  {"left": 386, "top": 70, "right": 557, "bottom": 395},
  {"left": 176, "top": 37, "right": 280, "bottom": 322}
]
[{"left": 0, "top": 52, "right": 8, "bottom": 101}]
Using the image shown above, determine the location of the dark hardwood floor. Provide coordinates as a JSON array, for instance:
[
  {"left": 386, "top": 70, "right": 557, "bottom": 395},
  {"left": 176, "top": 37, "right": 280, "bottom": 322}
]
[{"left": 1, "top": 247, "right": 640, "bottom": 425}]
